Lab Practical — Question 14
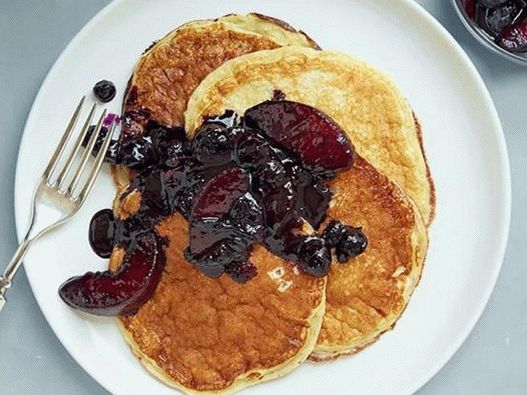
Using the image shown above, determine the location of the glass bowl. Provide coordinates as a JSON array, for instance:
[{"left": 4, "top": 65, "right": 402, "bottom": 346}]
[{"left": 451, "top": 0, "right": 527, "bottom": 66}]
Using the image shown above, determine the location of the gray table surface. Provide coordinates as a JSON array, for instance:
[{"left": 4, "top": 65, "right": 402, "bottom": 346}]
[{"left": 0, "top": 0, "right": 525, "bottom": 394}]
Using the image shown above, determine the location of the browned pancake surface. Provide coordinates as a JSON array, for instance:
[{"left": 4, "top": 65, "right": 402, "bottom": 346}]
[
  {"left": 122, "top": 14, "right": 318, "bottom": 137},
  {"left": 124, "top": 29, "right": 276, "bottom": 132},
  {"left": 313, "top": 156, "right": 426, "bottom": 357},
  {"left": 111, "top": 214, "right": 325, "bottom": 392}
]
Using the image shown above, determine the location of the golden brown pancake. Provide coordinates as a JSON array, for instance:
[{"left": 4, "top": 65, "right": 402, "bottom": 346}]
[
  {"left": 185, "top": 57, "right": 429, "bottom": 359},
  {"left": 311, "top": 157, "right": 427, "bottom": 360},
  {"left": 121, "top": 13, "right": 318, "bottom": 137},
  {"left": 110, "top": 214, "right": 325, "bottom": 393},
  {"left": 185, "top": 47, "right": 435, "bottom": 226},
  {"left": 114, "top": 13, "right": 318, "bottom": 189}
]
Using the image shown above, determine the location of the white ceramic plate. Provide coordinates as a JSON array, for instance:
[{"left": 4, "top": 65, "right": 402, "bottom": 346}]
[{"left": 14, "top": 0, "right": 510, "bottom": 394}]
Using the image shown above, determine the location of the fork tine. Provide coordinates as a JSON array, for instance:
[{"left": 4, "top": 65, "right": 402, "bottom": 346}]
[
  {"left": 55, "top": 103, "right": 97, "bottom": 189},
  {"left": 42, "top": 96, "right": 85, "bottom": 180},
  {"left": 77, "top": 120, "right": 115, "bottom": 203},
  {"left": 66, "top": 109, "right": 107, "bottom": 194}
]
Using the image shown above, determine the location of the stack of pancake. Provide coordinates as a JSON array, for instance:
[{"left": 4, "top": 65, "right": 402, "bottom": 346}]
[{"left": 109, "top": 13, "right": 434, "bottom": 393}]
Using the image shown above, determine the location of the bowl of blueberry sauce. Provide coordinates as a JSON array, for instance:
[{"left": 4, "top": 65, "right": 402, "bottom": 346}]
[{"left": 453, "top": 0, "right": 527, "bottom": 65}]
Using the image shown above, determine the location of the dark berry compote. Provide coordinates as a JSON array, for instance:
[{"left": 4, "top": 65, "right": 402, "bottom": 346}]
[
  {"left": 463, "top": 0, "right": 527, "bottom": 52},
  {"left": 59, "top": 99, "right": 368, "bottom": 316}
]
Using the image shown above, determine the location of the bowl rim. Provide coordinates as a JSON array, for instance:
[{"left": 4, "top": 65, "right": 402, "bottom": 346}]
[{"left": 451, "top": 0, "right": 527, "bottom": 66}]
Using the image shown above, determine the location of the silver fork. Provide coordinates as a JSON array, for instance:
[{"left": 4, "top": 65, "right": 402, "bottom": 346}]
[{"left": 0, "top": 97, "right": 116, "bottom": 313}]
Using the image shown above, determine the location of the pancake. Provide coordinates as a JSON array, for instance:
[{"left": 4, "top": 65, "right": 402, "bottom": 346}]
[
  {"left": 185, "top": 66, "right": 429, "bottom": 359},
  {"left": 184, "top": 47, "right": 435, "bottom": 226},
  {"left": 114, "top": 13, "right": 319, "bottom": 189},
  {"left": 121, "top": 13, "right": 318, "bottom": 138},
  {"left": 311, "top": 157, "right": 427, "bottom": 360},
  {"left": 109, "top": 213, "right": 326, "bottom": 393}
]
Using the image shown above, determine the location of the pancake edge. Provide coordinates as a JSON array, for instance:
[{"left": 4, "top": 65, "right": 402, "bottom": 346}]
[
  {"left": 309, "top": 196, "right": 428, "bottom": 361},
  {"left": 413, "top": 114, "right": 436, "bottom": 226}
]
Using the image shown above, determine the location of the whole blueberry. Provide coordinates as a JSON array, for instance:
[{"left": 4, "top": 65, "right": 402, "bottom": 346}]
[
  {"left": 298, "top": 237, "right": 331, "bottom": 277},
  {"left": 336, "top": 227, "right": 368, "bottom": 263},
  {"left": 322, "top": 220, "right": 347, "bottom": 247},
  {"left": 93, "top": 80, "right": 116, "bottom": 103}
]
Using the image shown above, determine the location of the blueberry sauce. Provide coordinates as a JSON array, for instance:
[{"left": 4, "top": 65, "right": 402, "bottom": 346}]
[
  {"left": 60, "top": 99, "right": 367, "bottom": 316},
  {"left": 83, "top": 114, "right": 122, "bottom": 164},
  {"left": 464, "top": 0, "right": 527, "bottom": 52}
]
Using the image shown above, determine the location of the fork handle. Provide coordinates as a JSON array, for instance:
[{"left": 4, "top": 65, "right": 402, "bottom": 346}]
[{"left": 0, "top": 240, "right": 32, "bottom": 313}]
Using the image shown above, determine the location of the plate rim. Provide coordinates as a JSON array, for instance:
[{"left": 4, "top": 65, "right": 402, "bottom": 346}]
[{"left": 13, "top": 0, "right": 511, "bottom": 393}]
